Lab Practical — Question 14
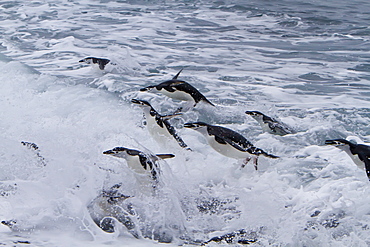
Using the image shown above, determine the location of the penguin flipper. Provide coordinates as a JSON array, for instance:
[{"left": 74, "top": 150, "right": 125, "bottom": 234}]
[
  {"left": 208, "top": 126, "right": 252, "bottom": 152},
  {"left": 267, "top": 119, "right": 295, "bottom": 135},
  {"left": 267, "top": 121, "right": 278, "bottom": 133},
  {"left": 164, "top": 120, "right": 189, "bottom": 149},
  {"left": 162, "top": 113, "right": 182, "bottom": 121},
  {"left": 214, "top": 135, "right": 228, "bottom": 145},
  {"left": 223, "top": 137, "right": 249, "bottom": 152},
  {"left": 267, "top": 121, "right": 289, "bottom": 135}
]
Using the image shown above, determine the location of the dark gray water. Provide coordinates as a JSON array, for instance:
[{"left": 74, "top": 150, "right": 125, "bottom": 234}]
[{"left": 1, "top": 0, "right": 370, "bottom": 246}]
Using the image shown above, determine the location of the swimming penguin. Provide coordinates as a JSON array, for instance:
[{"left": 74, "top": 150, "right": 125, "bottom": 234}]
[
  {"left": 325, "top": 139, "right": 370, "bottom": 180},
  {"left": 21, "top": 141, "right": 47, "bottom": 166},
  {"left": 131, "top": 98, "right": 190, "bottom": 149},
  {"left": 245, "top": 111, "right": 295, "bottom": 136},
  {"left": 203, "top": 229, "right": 257, "bottom": 245},
  {"left": 140, "top": 69, "right": 214, "bottom": 107},
  {"left": 79, "top": 57, "right": 110, "bottom": 70},
  {"left": 89, "top": 182, "right": 180, "bottom": 243},
  {"left": 103, "top": 146, "right": 175, "bottom": 181},
  {"left": 184, "top": 122, "right": 278, "bottom": 169},
  {"left": 88, "top": 183, "right": 139, "bottom": 236}
]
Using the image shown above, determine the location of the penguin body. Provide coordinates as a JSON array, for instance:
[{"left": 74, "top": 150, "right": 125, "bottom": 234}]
[
  {"left": 184, "top": 122, "right": 278, "bottom": 169},
  {"left": 325, "top": 139, "right": 370, "bottom": 180},
  {"left": 245, "top": 111, "right": 295, "bottom": 136},
  {"left": 88, "top": 184, "right": 138, "bottom": 236},
  {"left": 131, "top": 99, "right": 189, "bottom": 149},
  {"left": 140, "top": 69, "right": 214, "bottom": 107},
  {"left": 103, "top": 146, "right": 174, "bottom": 181},
  {"left": 79, "top": 57, "right": 110, "bottom": 70}
]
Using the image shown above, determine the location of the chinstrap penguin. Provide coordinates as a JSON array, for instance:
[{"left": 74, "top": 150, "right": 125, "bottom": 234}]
[
  {"left": 88, "top": 183, "right": 138, "bottom": 236},
  {"left": 202, "top": 228, "right": 257, "bottom": 245},
  {"left": 79, "top": 57, "right": 110, "bottom": 70},
  {"left": 103, "top": 146, "right": 175, "bottom": 181},
  {"left": 184, "top": 122, "right": 278, "bottom": 169},
  {"left": 245, "top": 111, "right": 295, "bottom": 136},
  {"left": 325, "top": 139, "right": 370, "bottom": 180},
  {"left": 131, "top": 98, "right": 190, "bottom": 149},
  {"left": 140, "top": 69, "right": 214, "bottom": 107}
]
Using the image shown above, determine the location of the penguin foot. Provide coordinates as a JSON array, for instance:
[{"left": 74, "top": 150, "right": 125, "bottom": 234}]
[
  {"left": 252, "top": 156, "right": 259, "bottom": 170},
  {"left": 241, "top": 157, "right": 251, "bottom": 168}
]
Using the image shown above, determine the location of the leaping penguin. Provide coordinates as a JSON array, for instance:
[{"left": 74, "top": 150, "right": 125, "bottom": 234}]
[
  {"left": 131, "top": 99, "right": 190, "bottom": 149},
  {"left": 79, "top": 57, "right": 110, "bottom": 70},
  {"left": 140, "top": 69, "right": 214, "bottom": 107},
  {"left": 325, "top": 139, "right": 370, "bottom": 180},
  {"left": 245, "top": 111, "right": 295, "bottom": 136},
  {"left": 184, "top": 122, "right": 278, "bottom": 169},
  {"left": 103, "top": 146, "right": 175, "bottom": 181}
]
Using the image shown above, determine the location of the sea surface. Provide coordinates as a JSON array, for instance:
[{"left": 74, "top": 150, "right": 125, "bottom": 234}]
[{"left": 1, "top": 0, "right": 370, "bottom": 246}]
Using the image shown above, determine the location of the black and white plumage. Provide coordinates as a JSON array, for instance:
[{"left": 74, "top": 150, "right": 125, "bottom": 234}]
[
  {"left": 131, "top": 98, "right": 190, "bottom": 149},
  {"left": 325, "top": 139, "right": 370, "bottom": 180},
  {"left": 79, "top": 57, "right": 110, "bottom": 70},
  {"left": 103, "top": 146, "right": 175, "bottom": 181},
  {"left": 184, "top": 122, "right": 278, "bottom": 169},
  {"left": 245, "top": 111, "right": 295, "bottom": 136},
  {"left": 140, "top": 69, "right": 214, "bottom": 107},
  {"left": 87, "top": 183, "right": 138, "bottom": 236}
]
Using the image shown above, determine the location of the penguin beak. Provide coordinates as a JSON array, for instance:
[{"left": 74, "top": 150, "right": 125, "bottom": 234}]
[
  {"left": 325, "top": 140, "right": 340, "bottom": 146},
  {"left": 140, "top": 86, "right": 154, "bottom": 92},
  {"left": 79, "top": 59, "right": 85, "bottom": 63},
  {"left": 131, "top": 99, "right": 141, "bottom": 104},
  {"left": 103, "top": 150, "right": 114, "bottom": 155},
  {"left": 131, "top": 98, "right": 152, "bottom": 107},
  {"left": 245, "top": 111, "right": 259, "bottom": 116},
  {"left": 184, "top": 123, "right": 196, "bottom": 128}
]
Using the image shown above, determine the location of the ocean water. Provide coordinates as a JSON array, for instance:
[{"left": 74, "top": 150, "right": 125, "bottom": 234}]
[{"left": 1, "top": 0, "right": 370, "bottom": 246}]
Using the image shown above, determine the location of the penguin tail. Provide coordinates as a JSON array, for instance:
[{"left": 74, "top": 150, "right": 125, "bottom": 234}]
[
  {"left": 200, "top": 97, "right": 215, "bottom": 107},
  {"left": 156, "top": 154, "right": 175, "bottom": 159},
  {"left": 253, "top": 148, "right": 279, "bottom": 159},
  {"left": 162, "top": 113, "right": 182, "bottom": 120},
  {"left": 263, "top": 152, "right": 279, "bottom": 159}
]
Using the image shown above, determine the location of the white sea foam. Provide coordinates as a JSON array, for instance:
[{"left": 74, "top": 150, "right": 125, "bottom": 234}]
[{"left": 1, "top": 0, "right": 370, "bottom": 246}]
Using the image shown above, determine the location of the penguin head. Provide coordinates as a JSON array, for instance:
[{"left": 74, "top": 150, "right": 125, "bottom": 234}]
[
  {"left": 325, "top": 139, "right": 353, "bottom": 147},
  {"left": 131, "top": 99, "right": 153, "bottom": 108},
  {"left": 184, "top": 122, "right": 209, "bottom": 130},
  {"left": 101, "top": 184, "right": 131, "bottom": 204},
  {"left": 140, "top": 85, "right": 156, "bottom": 92},
  {"left": 79, "top": 57, "right": 110, "bottom": 70},
  {"left": 103, "top": 147, "right": 140, "bottom": 159},
  {"left": 79, "top": 57, "right": 94, "bottom": 64},
  {"left": 245, "top": 111, "right": 265, "bottom": 120}
]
